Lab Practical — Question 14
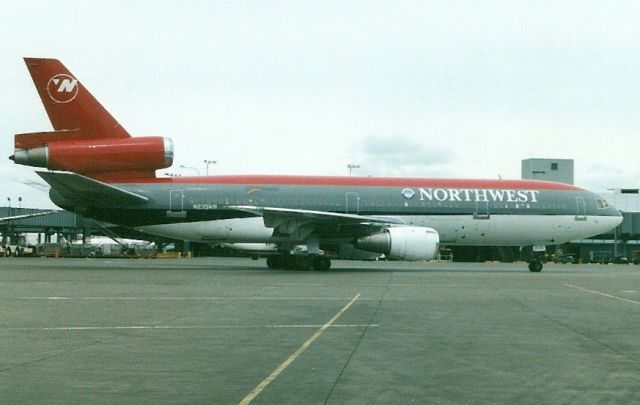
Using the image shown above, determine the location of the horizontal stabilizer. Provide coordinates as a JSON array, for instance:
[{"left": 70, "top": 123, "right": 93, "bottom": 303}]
[
  {"left": 15, "top": 129, "right": 81, "bottom": 149},
  {"left": 37, "top": 171, "right": 149, "bottom": 205}
]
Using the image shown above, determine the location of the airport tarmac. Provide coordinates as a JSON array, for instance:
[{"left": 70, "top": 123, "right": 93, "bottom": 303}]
[{"left": 0, "top": 258, "right": 639, "bottom": 404}]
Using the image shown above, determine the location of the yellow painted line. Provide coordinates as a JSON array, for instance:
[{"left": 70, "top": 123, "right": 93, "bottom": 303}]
[
  {"left": 238, "top": 293, "right": 362, "bottom": 405},
  {"left": 565, "top": 284, "right": 640, "bottom": 305}
]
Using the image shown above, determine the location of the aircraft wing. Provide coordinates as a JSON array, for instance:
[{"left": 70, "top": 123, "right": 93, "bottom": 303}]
[
  {"left": 232, "top": 205, "right": 403, "bottom": 224},
  {"left": 37, "top": 171, "right": 149, "bottom": 205},
  {"left": 230, "top": 205, "right": 404, "bottom": 239}
]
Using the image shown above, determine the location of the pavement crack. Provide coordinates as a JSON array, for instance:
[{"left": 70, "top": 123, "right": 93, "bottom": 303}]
[
  {"left": 323, "top": 272, "right": 394, "bottom": 404},
  {"left": 0, "top": 334, "right": 124, "bottom": 374},
  {"left": 495, "top": 290, "right": 640, "bottom": 364}
]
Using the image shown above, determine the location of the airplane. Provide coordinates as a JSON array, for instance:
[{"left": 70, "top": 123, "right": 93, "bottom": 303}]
[{"left": 10, "top": 58, "right": 623, "bottom": 272}]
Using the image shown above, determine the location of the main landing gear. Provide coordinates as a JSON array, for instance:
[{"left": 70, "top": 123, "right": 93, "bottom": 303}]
[
  {"left": 528, "top": 261, "right": 543, "bottom": 272},
  {"left": 266, "top": 254, "right": 332, "bottom": 271}
]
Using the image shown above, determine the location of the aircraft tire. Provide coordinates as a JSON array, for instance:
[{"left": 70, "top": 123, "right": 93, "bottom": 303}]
[
  {"left": 296, "top": 256, "right": 313, "bottom": 271},
  {"left": 312, "top": 256, "right": 331, "bottom": 271},
  {"left": 528, "top": 261, "right": 543, "bottom": 272},
  {"left": 284, "top": 256, "right": 309, "bottom": 270},
  {"left": 268, "top": 255, "right": 313, "bottom": 270},
  {"left": 266, "top": 256, "right": 285, "bottom": 269}
]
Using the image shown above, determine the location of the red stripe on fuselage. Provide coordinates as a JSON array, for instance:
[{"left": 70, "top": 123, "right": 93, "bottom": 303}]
[{"left": 116, "top": 175, "right": 582, "bottom": 191}]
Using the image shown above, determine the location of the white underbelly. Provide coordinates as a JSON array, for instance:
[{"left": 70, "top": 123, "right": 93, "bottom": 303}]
[
  {"left": 138, "top": 217, "right": 274, "bottom": 243},
  {"left": 137, "top": 214, "right": 620, "bottom": 247},
  {"left": 393, "top": 214, "right": 620, "bottom": 246}
]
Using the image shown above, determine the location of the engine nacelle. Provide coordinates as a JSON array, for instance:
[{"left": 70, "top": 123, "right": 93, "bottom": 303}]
[
  {"left": 355, "top": 226, "right": 440, "bottom": 261},
  {"left": 12, "top": 136, "right": 173, "bottom": 176}
]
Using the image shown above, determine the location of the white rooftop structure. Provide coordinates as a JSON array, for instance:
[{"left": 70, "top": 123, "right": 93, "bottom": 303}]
[{"left": 600, "top": 189, "right": 640, "bottom": 213}]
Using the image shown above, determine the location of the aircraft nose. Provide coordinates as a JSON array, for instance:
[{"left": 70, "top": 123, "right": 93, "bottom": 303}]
[
  {"left": 614, "top": 209, "right": 623, "bottom": 224},
  {"left": 604, "top": 207, "right": 624, "bottom": 231}
]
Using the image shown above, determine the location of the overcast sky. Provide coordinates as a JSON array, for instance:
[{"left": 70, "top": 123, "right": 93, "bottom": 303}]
[{"left": 1, "top": 1, "right": 639, "bottom": 209}]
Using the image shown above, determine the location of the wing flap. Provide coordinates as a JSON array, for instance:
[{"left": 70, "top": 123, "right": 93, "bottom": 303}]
[
  {"left": 230, "top": 205, "right": 404, "bottom": 239},
  {"left": 231, "top": 205, "right": 403, "bottom": 226}
]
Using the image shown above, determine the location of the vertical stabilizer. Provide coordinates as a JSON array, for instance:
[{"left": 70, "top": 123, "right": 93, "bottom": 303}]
[
  {"left": 23, "top": 58, "right": 130, "bottom": 139},
  {"left": 13, "top": 58, "right": 172, "bottom": 180}
]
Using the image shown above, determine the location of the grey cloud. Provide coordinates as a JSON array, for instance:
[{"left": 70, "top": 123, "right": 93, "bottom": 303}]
[
  {"left": 348, "top": 135, "right": 456, "bottom": 177},
  {"left": 361, "top": 136, "right": 453, "bottom": 163}
]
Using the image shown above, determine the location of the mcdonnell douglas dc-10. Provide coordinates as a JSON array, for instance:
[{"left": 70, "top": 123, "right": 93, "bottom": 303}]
[{"left": 10, "top": 58, "right": 622, "bottom": 272}]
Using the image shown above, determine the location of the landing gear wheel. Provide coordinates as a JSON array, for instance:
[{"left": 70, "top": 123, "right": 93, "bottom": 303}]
[
  {"left": 312, "top": 256, "right": 331, "bottom": 271},
  {"left": 295, "top": 256, "right": 313, "bottom": 271},
  {"left": 528, "top": 261, "right": 543, "bottom": 272},
  {"left": 267, "top": 255, "right": 312, "bottom": 270},
  {"left": 266, "top": 256, "right": 285, "bottom": 269},
  {"left": 284, "top": 255, "right": 312, "bottom": 270}
]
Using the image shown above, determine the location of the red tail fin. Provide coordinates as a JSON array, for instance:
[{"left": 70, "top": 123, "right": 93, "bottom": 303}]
[
  {"left": 13, "top": 58, "right": 173, "bottom": 180},
  {"left": 23, "top": 58, "right": 130, "bottom": 139}
]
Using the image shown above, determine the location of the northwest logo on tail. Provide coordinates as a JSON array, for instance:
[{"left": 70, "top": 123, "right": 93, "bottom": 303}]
[{"left": 46, "top": 74, "right": 78, "bottom": 103}]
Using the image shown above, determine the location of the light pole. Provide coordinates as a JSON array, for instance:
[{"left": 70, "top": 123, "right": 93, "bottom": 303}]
[
  {"left": 6, "top": 197, "right": 11, "bottom": 248},
  {"left": 347, "top": 163, "right": 360, "bottom": 176},
  {"left": 204, "top": 160, "right": 217, "bottom": 175},
  {"left": 179, "top": 165, "right": 200, "bottom": 176}
]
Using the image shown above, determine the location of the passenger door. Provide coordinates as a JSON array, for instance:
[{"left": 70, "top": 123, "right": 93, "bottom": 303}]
[{"left": 167, "top": 190, "right": 186, "bottom": 218}]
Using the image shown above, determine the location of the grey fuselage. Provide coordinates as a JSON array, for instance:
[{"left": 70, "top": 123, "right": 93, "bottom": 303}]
[{"left": 49, "top": 175, "right": 622, "bottom": 248}]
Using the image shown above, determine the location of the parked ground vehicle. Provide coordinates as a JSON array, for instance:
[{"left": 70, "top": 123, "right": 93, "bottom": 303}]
[
  {"left": 589, "top": 251, "right": 611, "bottom": 264},
  {"left": 554, "top": 254, "right": 577, "bottom": 264},
  {"left": 613, "top": 255, "right": 629, "bottom": 264}
]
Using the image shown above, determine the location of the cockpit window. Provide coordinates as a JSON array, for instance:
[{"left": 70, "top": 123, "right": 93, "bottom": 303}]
[{"left": 596, "top": 199, "right": 609, "bottom": 209}]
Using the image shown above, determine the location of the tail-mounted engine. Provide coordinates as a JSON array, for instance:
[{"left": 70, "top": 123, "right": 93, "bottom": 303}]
[{"left": 11, "top": 132, "right": 173, "bottom": 180}]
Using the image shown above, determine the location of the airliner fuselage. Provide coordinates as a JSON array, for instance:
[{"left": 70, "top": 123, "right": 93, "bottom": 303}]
[
  {"left": 13, "top": 58, "right": 623, "bottom": 272},
  {"left": 46, "top": 174, "right": 621, "bottom": 247}
]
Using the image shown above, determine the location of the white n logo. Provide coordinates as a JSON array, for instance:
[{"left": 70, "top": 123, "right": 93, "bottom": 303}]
[
  {"left": 47, "top": 74, "right": 79, "bottom": 103},
  {"left": 56, "top": 78, "right": 78, "bottom": 93}
]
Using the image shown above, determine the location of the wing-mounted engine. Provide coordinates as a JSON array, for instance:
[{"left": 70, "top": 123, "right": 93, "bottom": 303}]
[
  {"left": 11, "top": 132, "right": 173, "bottom": 180},
  {"left": 355, "top": 226, "right": 440, "bottom": 260}
]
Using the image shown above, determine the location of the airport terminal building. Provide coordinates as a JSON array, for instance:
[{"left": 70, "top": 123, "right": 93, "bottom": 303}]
[{"left": 523, "top": 158, "right": 640, "bottom": 263}]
